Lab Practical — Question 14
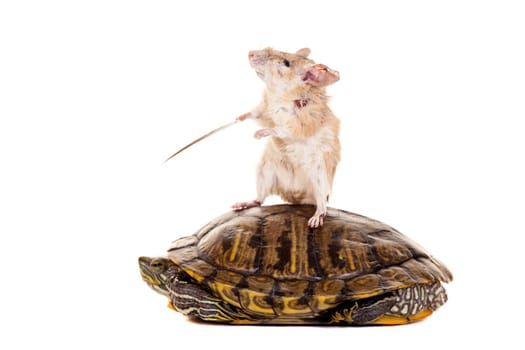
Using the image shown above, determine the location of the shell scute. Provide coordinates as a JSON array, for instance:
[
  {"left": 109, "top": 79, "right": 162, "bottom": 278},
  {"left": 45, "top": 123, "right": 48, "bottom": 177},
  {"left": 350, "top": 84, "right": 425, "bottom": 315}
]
[
  {"left": 239, "top": 289, "right": 274, "bottom": 316},
  {"left": 344, "top": 273, "right": 384, "bottom": 298},
  {"left": 369, "top": 233, "right": 414, "bottom": 265},
  {"left": 400, "top": 259, "right": 436, "bottom": 284},
  {"left": 168, "top": 245, "right": 198, "bottom": 264},
  {"left": 378, "top": 265, "right": 418, "bottom": 290},
  {"left": 208, "top": 279, "right": 242, "bottom": 309},
  {"left": 421, "top": 257, "right": 453, "bottom": 282},
  {"left": 258, "top": 212, "right": 317, "bottom": 278},
  {"left": 198, "top": 216, "right": 260, "bottom": 274},
  {"left": 245, "top": 275, "right": 274, "bottom": 294},
  {"left": 169, "top": 235, "right": 198, "bottom": 250},
  {"left": 309, "top": 279, "right": 345, "bottom": 312},
  {"left": 180, "top": 258, "right": 215, "bottom": 282},
  {"left": 317, "top": 221, "right": 380, "bottom": 279}
]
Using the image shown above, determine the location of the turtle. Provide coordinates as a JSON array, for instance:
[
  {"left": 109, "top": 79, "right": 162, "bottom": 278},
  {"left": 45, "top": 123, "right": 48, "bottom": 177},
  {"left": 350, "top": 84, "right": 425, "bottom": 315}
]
[{"left": 139, "top": 205, "right": 452, "bottom": 325}]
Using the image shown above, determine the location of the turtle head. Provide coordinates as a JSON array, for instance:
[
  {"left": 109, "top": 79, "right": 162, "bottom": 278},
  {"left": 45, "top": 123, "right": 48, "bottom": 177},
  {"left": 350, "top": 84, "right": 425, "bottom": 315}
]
[{"left": 139, "top": 256, "right": 180, "bottom": 297}]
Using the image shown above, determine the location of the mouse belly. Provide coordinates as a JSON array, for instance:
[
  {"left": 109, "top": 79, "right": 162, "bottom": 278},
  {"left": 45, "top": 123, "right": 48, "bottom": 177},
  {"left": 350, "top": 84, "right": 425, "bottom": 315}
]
[
  {"left": 260, "top": 140, "right": 330, "bottom": 204},
  {"left": 274, "top": 169, "right": 315, "bottom": 204}
]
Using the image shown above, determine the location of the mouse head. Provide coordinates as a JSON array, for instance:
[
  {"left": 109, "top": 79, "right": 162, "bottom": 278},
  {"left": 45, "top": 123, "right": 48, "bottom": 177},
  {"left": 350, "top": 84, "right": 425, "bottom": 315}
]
[{"left": 248, "top": 47, "right": 339, "bottom": 92}]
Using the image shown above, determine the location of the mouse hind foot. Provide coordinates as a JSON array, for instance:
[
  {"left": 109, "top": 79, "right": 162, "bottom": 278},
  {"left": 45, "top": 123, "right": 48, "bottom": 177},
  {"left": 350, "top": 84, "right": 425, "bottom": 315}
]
[
  {"left": 308, "top": 211, "right": 325, "bottom": 228},
  {"left": 231, "top": 200, "right": 262, "bottom": 211}
]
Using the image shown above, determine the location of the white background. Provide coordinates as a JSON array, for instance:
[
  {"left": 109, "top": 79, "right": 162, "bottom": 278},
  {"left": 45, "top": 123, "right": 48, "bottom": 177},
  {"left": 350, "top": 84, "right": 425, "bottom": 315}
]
[{"left": 1, "top": 1, "right": 524, "bottom": 349}]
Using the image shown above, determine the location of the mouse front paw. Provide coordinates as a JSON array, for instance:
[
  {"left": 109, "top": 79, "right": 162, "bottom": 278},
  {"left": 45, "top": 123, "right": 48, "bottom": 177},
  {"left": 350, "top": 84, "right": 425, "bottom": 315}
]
[{"left": 254, "top": 128, "right": 275, "bottom": 139}]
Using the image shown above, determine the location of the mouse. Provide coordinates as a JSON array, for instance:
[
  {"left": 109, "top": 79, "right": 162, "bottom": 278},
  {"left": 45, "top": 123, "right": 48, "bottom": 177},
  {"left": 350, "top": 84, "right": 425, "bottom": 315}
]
[{"left": 232, "top": 47, "right": 341, "bottom": 228}]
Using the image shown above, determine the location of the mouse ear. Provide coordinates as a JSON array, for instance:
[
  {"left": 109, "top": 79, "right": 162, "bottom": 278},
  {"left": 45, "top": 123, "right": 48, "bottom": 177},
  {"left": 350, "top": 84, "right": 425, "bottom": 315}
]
[
  {"left": 296, "top": 48, "right": 311, "bottom": 57},
  {"left": 303, "top": 64, "right": 340, "bottom": 87}
]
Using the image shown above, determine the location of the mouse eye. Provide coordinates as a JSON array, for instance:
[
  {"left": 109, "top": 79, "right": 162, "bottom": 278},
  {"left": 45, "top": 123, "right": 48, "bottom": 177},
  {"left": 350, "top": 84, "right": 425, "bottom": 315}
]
[{"left": 282, "top": 59, "right": 290, "bottom": 67}]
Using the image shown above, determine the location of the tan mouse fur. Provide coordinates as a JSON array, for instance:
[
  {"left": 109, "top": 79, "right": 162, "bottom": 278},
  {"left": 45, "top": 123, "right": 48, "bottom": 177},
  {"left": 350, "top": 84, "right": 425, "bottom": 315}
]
[{"left": 232, "top": 47, "right": 341, "bottom": 227}]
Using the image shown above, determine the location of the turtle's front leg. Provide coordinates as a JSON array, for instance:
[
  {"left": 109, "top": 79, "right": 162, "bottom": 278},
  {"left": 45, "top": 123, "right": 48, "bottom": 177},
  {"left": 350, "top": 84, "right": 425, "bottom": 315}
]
[{"left": 168, "top": 280, "right": 248, "bottom": 323}]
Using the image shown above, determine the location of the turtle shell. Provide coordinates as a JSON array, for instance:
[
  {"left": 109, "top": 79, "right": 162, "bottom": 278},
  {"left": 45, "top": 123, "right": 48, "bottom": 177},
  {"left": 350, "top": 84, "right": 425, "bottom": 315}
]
[{"left": 168, "top": 205, "right": 452, "bottom": 319}]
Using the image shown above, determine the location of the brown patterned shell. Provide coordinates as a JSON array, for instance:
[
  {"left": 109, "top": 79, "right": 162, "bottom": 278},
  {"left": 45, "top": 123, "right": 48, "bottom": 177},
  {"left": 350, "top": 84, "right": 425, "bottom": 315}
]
[{"left": 168, "top": 205, "right": 452, "bottom": 318}]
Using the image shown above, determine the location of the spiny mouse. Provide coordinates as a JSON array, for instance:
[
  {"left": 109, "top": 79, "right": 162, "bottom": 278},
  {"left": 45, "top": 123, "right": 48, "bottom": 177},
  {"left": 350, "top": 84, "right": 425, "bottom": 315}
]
[{"left": 232, "top": 47, "right": 341, "bottom": 228}]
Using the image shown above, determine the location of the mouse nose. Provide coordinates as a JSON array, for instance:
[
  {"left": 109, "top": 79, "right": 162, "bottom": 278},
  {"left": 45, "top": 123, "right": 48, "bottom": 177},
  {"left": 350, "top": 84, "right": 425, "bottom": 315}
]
[{"left": 248, "top": 50, "right": 267, "bottom": 64}]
